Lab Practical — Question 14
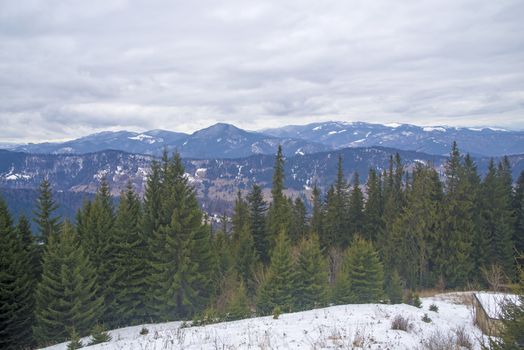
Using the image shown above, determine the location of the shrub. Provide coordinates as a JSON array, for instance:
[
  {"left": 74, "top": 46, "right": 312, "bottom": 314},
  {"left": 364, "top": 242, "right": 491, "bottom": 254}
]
[
  {"left": 67, "top": 328, "right": 82, "bottom": 350},
  {"left": 89, "top": 324, "right": 111, "bottom": 345},
  {"left": 139, "top": 327, "right": 149, "bottom": 336},
  {"left": 453, "top": 326, "right": 472, "bottom": 349},
  {"left": 391, "top": 315, "right": 412, "bottom": 332},
  {"left": 429, "top": 304, "right": 439, "bottom": 312},
  {"left": 405, "top": 291, "right": 422, "bottom": 308},
  {"left": 421, "top": 313, "right": 432, "bottom": 323},
  {"left": 272, "top": 306, "right": 282, "bottom": 319}
]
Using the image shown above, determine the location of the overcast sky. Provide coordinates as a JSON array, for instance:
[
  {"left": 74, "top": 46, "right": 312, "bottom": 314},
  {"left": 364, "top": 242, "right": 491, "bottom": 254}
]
[{"left": 0, "top": 0, "right": 523, "bottom": 142}]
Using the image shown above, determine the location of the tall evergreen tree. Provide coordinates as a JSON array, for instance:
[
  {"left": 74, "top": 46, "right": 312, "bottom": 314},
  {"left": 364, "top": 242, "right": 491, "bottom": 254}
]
[
  {"left": 289, "top": 197, "right": 307, "bottom": 244},
  {"left": 391, "top": 165, "right": 441, "bottom": 289},
  {"left": 33, "top": 178, "right": 60, "bottom": 244},
  {"left": 0, "top": 196, "right": 34, "bottom": 350},
  {"left": 436, "top": 142, "right": 475, "bottom": 288},
  {"left": 247, "top": 184, "right": 269, "bottom": 264},
  {"left": 231, "top": 190, "right": 249, "bottom": 244},
  {"left": 148, "top": 152, "right": 211, "bottom": 320},
  {"left": 363, "top": 169, "right": 384, "bottom": 243},
  {"left": 257, "top": 230, "right": 297, "bottom": 315},
  {"left": 514, "top": 171, "right": 524, "bottom": 257},
  {"left": 294, "top": 234, "right": 329, "bottom": 310},
  {"left": 78, "top": 178, "right": 118, "bottom": 326},
  {"left": 235, "top": 225, "right": 258, "bottom": 296},
  {"left": 34, "top": 221, "right": 103, "bottom": 345},
  {"left": 16, "top": 214, "right": 40, "bottom": 280},
  {"left": 334, "top": 237, "right": 384, "bottom": 304},
  {"left": 347, "top": 172, "right": 364, "bottom": 244},
  {"left": 112, "top": 183, "right": 149, "bottom": 326},
  {"left": 267, "top": 146, "right": 292, "bottom": 248},
  {"left": 309, "top": 183, "right": 324, "bottom": 241}
]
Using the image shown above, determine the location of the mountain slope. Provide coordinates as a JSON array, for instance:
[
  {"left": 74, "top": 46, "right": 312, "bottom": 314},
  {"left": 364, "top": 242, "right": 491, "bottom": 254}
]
[
  {"left": 41, "top": 293, "right": 484, "bottom": 350},
  {"left": 264, "top": 121, "right": 524, "bottom": 156},
  {"left": 10, "top": 123, "right": 328, "bottom": 158}
]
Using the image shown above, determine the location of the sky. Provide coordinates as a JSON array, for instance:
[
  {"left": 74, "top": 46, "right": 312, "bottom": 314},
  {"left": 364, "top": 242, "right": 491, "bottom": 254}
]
[{"left": 0, "top": 0, "right": 523, "bottom": 142}]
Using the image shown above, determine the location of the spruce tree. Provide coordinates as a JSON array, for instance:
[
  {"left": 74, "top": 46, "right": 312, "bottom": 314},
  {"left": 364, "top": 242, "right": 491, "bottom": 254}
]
[
  {"left": 148, "top": 152, "right": 210, "bottom": 320},
  {"left": 391, "top": 165, "right": 441, "bottom": 289},
  {"left": 231, "top": 190, "right": 249, "bottom": 244},
  {"left": 267, "top": 145, "right": 292, "bottom": 249},
  {"left": 0, "top": 196, "right": 34, "bottom": 350},
  {"left": 329, "top": 155, "right": 350, "bottom": 248},
  {"left": 386, "top": 269, "right": 403, "bottom": 304},
  {"left": 16, "top": 214, "right": 41, "bottom": 280},
  {"left": 290, "top": 197, "right": 307, "bottom": 244},
  {"left": 225, "top": 281, "right": 251, "bottom": 321},
  {"left": 78, "top": 178, "right": 118, "bottom": 326},
  {"left": 363, "top": 169, "right": 384, "bottom": 243},
  {"left": 294, "top": 234, "right": 329, "bottom": 310},
  {"left": 436, "top": 142, "right": 475, "bottom": 288},
  {"left": 514, "top": 171, "right": 524, "bottom": 261},
  {"left": 338, "top": 237, "right": 384, "bottom": 304},
  {"left": 247, "top": 184, "right": 269, "bottom": 264},
  {"left": 257, "top": 230, "right": 297, "bottom": 315},
  {"left": 309, "top": 184, "right": 324, "bottom": 241},
  {"left": 191, "top": 223, "right": 218, "bottom": 313},
  {"left": 113, "top": 183, "right": 149, "bottom": 326},
  {"left": 33, "top": 178, "right": 60, "bottom": 244},
  {"left": 235, "top": 226, "right": 258, "bottom": 296},
  {"left": 347, "top": 172, "right": 364, "bottom": 243},
  {"left": 34, "top": 221, "right": 103, "bottom": 345}
]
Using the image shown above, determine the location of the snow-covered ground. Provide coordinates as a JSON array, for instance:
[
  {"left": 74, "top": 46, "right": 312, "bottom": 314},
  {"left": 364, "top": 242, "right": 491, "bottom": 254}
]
[{"left": 42, "top": 293, "right": 490, "bottom": 350}]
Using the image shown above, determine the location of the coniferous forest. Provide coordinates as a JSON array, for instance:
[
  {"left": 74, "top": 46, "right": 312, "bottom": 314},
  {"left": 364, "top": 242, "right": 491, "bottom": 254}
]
[{"left": 1, "top": 142, "right": 523, "bottom": 349}]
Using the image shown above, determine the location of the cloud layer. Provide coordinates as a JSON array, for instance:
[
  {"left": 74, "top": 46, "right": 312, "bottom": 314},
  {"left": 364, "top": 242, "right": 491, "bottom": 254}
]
[{"left": 1, "top": 0, "right": 523, "bottom": 142}]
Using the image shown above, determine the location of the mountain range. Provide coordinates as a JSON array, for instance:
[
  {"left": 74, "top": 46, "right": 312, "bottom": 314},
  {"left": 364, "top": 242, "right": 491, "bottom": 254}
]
[{"left": 5, "top": 121, "right": 524, "bottom": 158}]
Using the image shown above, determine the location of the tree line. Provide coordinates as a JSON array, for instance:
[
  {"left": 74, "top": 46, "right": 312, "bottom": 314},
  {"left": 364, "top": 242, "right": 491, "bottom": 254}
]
[{"left": 1, "top": 142, "right": 523, "bottom": 349}]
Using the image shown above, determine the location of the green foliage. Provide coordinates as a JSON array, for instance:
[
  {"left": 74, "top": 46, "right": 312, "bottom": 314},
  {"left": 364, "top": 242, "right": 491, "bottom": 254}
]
[
  {"left": 257, "top": 230, "right": 297, "bottom": 315},
  {"left": 386, "top": 269, "right": 403, "bottom": 304},
  {"left": 225, "top": 281, "right": 251, "bottom": 321},
  {"left": 334, "top": 237, "right": 384, "bottom": 304},
  {"left": 34, "top": 221, "right": 103, "bottom": 345},
  {"left": 139, "top": 327, "right": 149, "bottom": 335},
  {"left": 272, "top": 306, "right": 282, "bottom": 319},
  {"left": 429, "top": 304, "right": 439, "bottom": 312},
  {"left": 247, "top": 184, "right": 269, "bottom": 264},
  {"left": 363, "top": 169, "right": 384, "bottom": 243},
  {"left": 348, "top": 172, "right": 365, "bottom": 241},
  {"left": 0, "top": 196, "right": 35, "bottom": 350},
  {"left": 235, "top": 226, "right": 258, "bottom": 296},
  {"left": 294, "top": 234, "right": 329, "bottom": 310},
  {"left": 421, "top": 313, "right": 431, "bottom": 323},
  {"left": 289, "top": 197, "right": 308, "bottom": 244},
  {"left": 405, "top": 291, "right": 422, "bottom": 308},
  {"left": 67, "top": 327, "right": 83, "bottom": 350},
  {"left": 33, "top": 178, "right": 60, "bottom": 244},
  {"left": 325, "top": 155, "right": 350, "bottom": 248},
  {"left": 112, "top": 183, "right": 149, "bottom": 326},
  {"left": 89, "top": 323, "right": 111, "bottom": 345}
]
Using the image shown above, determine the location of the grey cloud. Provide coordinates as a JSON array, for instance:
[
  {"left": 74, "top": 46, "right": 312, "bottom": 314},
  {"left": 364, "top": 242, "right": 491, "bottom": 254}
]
[{"left": 0, "top": 0, "right": 523, "bottom": 142}]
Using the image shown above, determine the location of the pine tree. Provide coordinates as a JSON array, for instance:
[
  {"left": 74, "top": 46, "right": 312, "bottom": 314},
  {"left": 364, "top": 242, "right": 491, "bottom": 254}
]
[
  {"left": 267, "top": 145, "right": 292, "bottom": 249},
  {"left": 309, "top": 183, "right": 324, "bottom": 241},
  {"left": 78, "top": 178, "right": 118, "bottom": 326},
  {"left": 391, "top": 165, "right": 441, "bottom": 289},
  {"left": 113, "top": 183, "right": 149, "bottom": 326},
  {"left": 34, "top": 221, "right": 103, "bottom": 345},
  {"left": 337, "top": 237, "right": 384, "bottom": 304},
  {"left": 479, "top": 159, "right": 515, "bottom": 279},
  {"left": 257, "top": 230, "right": 297, "bottom": 315},
  {"left": 347, "top": 172, "right": 364, "bottom": 243},
  {"left": 294, "top": 234, "right": 329, "bottom": 310},
  {"left": 148, "top": 152, "right": 210, "bottom": 320},
  {"left": 290, "top": 197, "right": 307, "bottom": 244},
  {"left": 363, "top": 169, "right": 384, "bottom": 243},
  {"left": 33, "top": 178, "right": 60, "bottom": 244},
  {"left": 436, "top": 142, "right": 475, "bottom": 288},
  {"left": 0, "top": 196, "right": 35, "bottom": 350},
  {"left": 225, "top": 281, "right": 251, "bottom": 321},
  {"left": 247, "top": 184, "right": 269, "bottom": 264}
]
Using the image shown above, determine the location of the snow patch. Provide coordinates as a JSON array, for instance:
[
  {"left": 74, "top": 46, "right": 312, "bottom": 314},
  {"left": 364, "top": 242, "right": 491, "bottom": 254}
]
[{"left": 423, "top": 126, "right": 446, "bottom": 132}]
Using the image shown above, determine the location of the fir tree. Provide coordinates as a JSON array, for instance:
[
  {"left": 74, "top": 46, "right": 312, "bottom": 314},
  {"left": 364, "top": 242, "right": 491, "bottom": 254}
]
[
  {"left": 257, "top": 230, "right": 297, "bottom": 315},
  {"left": 338, "top": 237, "right": 384, "bottom": 304},
  {"left": 363, "top": 169, "right": 384, "bottom": 243},
  {"left": 33, "top": 178, "right": 60, "bottom": 244},
  {"left": 309, "top": 183, "right": 324, "bottom": 241},
  {"left": 436, "top": 142, "right": 475, "bottom": 288},
  {"left": 290, "top": 197, "right": 307, "bottom": 244},
  {"left": 294, "top": 234, "right": 329, "bottom": 310},
  {"left": 347, "top": 172, "right": 364, "bottom": 244},
  {"left": 0, "top": 196, "right": 35, "bottom": 350},
  {"left": 267, "top": 145, "right": 292, "bottom": 249},
  {"left": 34, "top": 221, "right": 103, "bottom": 345},
  {"left": 113, "top": 183, "right": 149, "bottom": 326},
  {"left": 247, "top": 184, "right": 269, "bottom": 264}
]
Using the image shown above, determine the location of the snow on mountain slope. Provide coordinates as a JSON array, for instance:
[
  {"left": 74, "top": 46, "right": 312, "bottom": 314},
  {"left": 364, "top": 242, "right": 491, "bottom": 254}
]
[{"left": 41, "top": 293, "right": 487, "bottom": 350}]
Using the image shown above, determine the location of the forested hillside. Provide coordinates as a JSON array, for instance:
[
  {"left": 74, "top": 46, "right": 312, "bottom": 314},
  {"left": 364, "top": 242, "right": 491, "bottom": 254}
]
[{"left": 1, "top": 143, "right": 523, "bottom": 349}]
